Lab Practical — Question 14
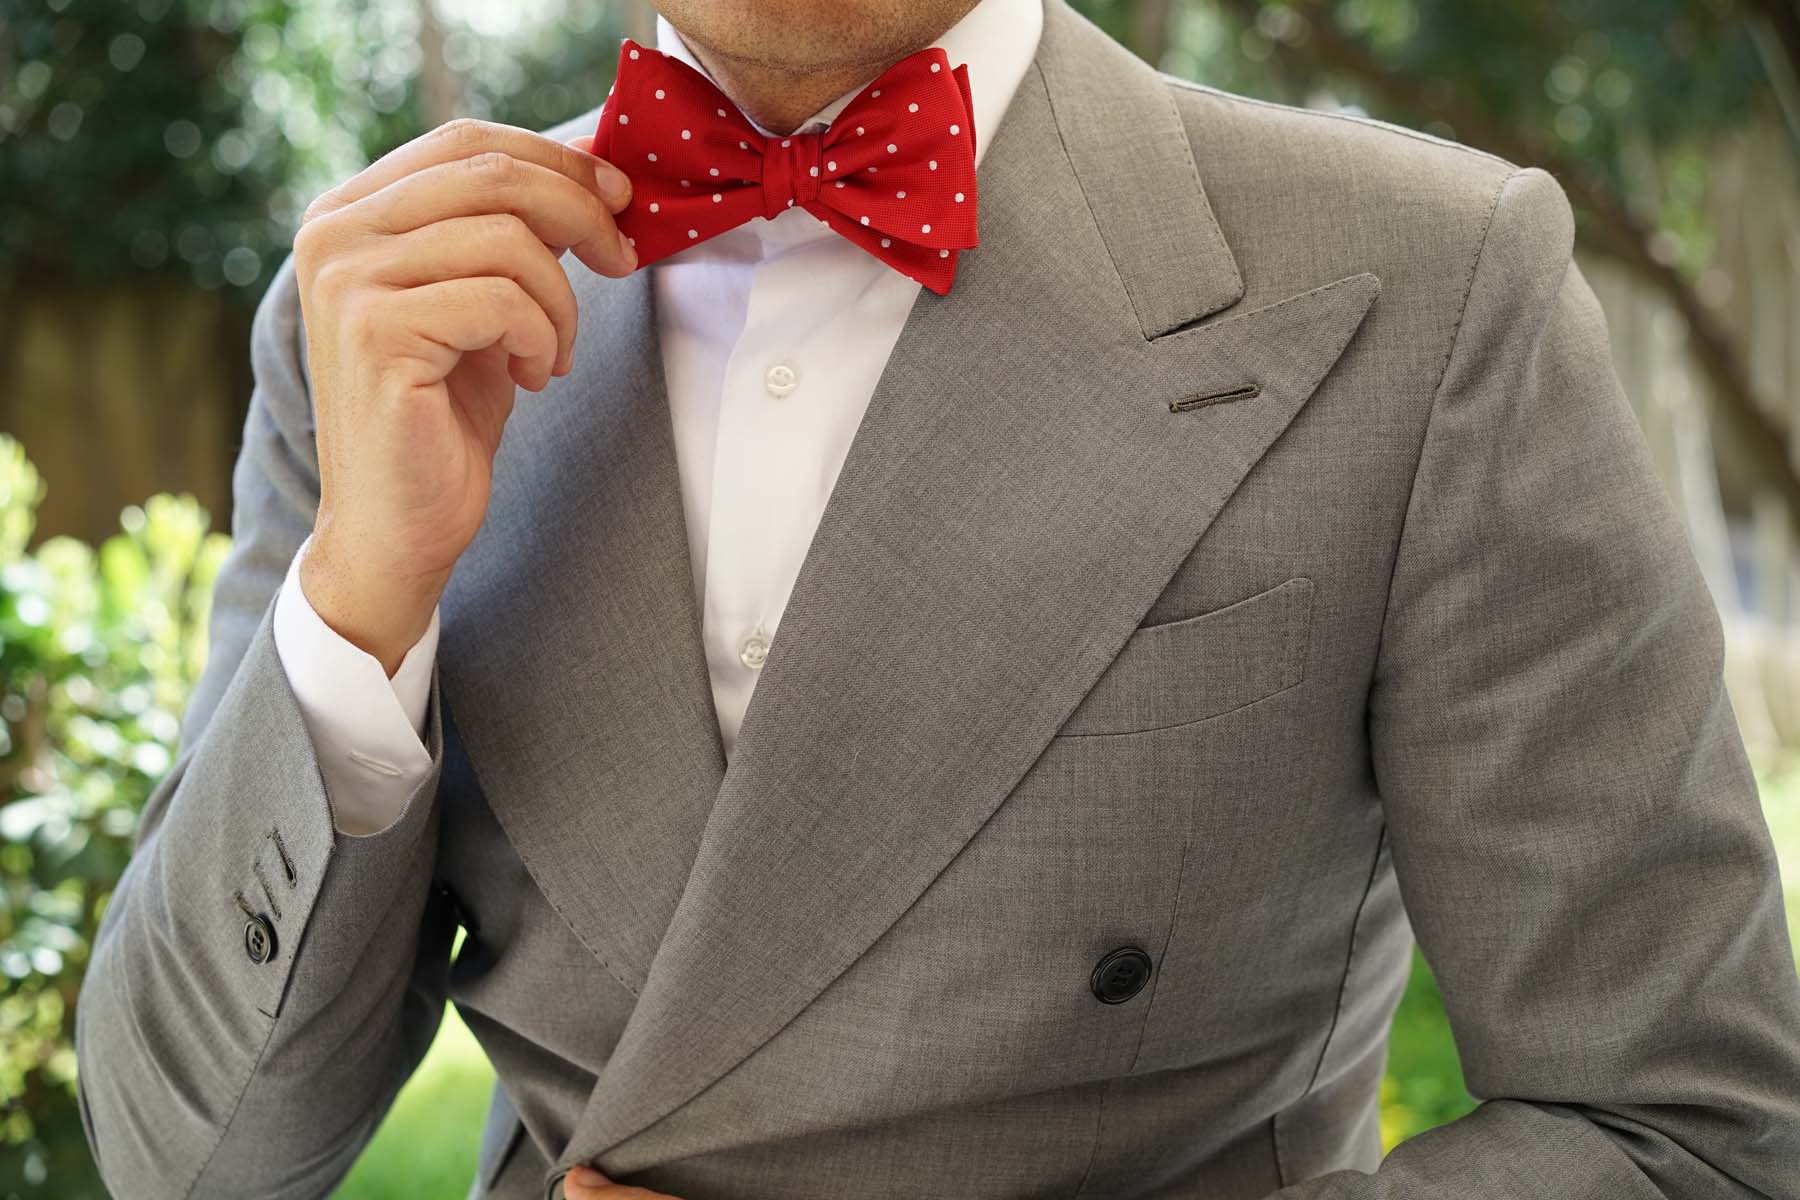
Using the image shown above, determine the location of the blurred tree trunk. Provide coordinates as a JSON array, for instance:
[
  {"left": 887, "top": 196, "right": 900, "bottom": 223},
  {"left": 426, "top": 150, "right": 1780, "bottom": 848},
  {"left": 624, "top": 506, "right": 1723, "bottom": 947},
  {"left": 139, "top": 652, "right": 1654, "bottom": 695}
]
[
  {"left": 417, "top": 0, "right": 463, "bottom": 127},
  {"left": 1126, "top": 0, "right": 1175, "bottom": 67},
  {"left": 1744, "top": 0, "right": 1800, "bottom": 84},
  {"left": 1748, "top": 0, "right": 1800, "bottom": 151},
  {"left": 622, "top": 0, "right": 657, "bottom": 43}
]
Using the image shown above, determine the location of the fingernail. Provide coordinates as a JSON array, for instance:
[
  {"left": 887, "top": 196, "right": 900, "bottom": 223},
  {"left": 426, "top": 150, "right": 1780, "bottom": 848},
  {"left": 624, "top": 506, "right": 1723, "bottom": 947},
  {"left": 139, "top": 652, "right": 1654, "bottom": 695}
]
[
  {"left": 617, "top": 230, "right": 637, "bottom": 272},
  {"left": 594, "top": 160, "right": 631, "bottom": 209},
  {"left": 570, "top": 1164, "right": 602, "bottom": 1184}
]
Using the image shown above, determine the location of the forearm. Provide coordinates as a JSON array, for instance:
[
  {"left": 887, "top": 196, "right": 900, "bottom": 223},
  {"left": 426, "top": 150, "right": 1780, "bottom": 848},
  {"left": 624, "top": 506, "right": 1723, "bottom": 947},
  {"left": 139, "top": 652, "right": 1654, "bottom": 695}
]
[
  {"left": 73, "top": 246, "right": 460, "bottom": 1194},
  {"left": 74, "top": 603, "right": 451, "bottom": 1198}
]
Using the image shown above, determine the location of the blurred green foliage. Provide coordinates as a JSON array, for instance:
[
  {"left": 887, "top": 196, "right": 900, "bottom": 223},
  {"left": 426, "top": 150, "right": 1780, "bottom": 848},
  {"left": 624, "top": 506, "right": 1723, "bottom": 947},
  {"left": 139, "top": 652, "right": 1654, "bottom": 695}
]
[
  {"left": 1379, "top": 948, "right": 1476, "bottom": 1149},
  {"left": 1, "top": 0, "right": 298, "bottom": 294},
  {"left": 0, "top": 0, "right": 631, "bottom": 300},
  {"left": 0, "top": 435, "right": 229, "bottom": 1197},
  {"left": 2, "top": 0, "right": 1785, "bottom": 301},
  {"left": 1076, "top": 0, "right": 1781, "bottom": 281}
]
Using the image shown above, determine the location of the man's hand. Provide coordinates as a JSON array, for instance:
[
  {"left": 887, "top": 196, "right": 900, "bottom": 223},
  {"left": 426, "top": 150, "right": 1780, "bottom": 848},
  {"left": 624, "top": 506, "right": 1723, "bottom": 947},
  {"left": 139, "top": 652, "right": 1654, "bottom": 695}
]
[
  {"left": 564, "top": 1163, "right": 681, "bottom": 1198},
  {"left": 292, "top": 119, "right": 636, "bottom": 674}
]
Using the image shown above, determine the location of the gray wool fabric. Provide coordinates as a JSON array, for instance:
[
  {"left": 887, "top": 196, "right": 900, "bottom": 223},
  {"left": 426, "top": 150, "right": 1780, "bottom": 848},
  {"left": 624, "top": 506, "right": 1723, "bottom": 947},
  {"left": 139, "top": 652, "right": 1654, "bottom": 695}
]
[{"left": 74, "top": 0, "right": 1800, "bottom": 1196}]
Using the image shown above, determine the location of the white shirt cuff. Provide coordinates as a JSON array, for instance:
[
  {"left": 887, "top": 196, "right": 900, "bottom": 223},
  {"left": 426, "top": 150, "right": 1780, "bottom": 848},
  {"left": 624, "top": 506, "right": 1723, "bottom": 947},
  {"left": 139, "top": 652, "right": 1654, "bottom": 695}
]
[{"left": 272, "top": 534, "right": 438, "bottom": 838}]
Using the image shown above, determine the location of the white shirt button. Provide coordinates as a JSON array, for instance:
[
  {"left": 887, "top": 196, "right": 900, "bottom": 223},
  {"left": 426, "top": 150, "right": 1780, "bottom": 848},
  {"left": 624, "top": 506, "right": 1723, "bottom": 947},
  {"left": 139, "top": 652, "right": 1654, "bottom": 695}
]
[
  {"left": 764, "top": 361, "right": 800, "bottom": 398},
  {"left": 739, "top": 630, "right": 770, "bottom": 669}
]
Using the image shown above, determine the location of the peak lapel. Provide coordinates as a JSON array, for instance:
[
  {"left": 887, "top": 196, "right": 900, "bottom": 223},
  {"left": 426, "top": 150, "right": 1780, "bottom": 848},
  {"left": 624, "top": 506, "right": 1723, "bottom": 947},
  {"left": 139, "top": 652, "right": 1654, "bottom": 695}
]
[
  {"left": 438, "top": 263, "right": 726, "bottom": 1000},
  {"left": 554, "top": 0, "right": 1380, "bottom": 1176}
]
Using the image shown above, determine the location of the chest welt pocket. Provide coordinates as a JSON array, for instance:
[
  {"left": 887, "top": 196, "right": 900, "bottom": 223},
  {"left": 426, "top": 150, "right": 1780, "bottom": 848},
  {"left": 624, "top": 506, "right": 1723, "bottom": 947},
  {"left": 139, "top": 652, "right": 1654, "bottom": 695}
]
[{"left": 1057, "top": 576, "right": 1314, "bottom": 736}]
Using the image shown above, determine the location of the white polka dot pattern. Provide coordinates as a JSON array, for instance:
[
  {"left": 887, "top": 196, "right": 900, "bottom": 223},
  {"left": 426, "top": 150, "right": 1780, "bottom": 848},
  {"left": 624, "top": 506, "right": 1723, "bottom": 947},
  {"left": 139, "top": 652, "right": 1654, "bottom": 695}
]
[{"left": 589, "top": 35, "right": 979, "bottom": 295}]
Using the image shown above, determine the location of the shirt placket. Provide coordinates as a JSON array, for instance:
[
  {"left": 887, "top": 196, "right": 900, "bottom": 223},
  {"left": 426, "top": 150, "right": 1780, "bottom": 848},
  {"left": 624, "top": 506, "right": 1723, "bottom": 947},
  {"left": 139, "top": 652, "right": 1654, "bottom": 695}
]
[{"left": 702, "top": 233, "right": 838, "bottom": 754}]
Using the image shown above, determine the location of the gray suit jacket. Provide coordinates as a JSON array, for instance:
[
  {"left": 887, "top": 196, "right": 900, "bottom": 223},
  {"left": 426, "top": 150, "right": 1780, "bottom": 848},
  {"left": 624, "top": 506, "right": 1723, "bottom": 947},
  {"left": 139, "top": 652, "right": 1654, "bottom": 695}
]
[{"left": 75, "top": 1, "right": 1800, "bottom": 1196}]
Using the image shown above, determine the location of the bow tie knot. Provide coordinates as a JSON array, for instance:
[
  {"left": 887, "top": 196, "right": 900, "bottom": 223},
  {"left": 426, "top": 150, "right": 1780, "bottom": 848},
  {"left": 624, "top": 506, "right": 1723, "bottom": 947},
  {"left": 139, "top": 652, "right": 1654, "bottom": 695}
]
[
  {"left": 762, "top": 131, "right": 825, "bottom": 218},
  {"left": 592, "top": 37, "right": 980, "bottom": 294}
]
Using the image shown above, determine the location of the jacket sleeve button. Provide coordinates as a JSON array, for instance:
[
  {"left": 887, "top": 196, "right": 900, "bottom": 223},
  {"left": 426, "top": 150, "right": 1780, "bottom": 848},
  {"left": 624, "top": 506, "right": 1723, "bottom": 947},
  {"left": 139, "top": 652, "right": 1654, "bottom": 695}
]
[{"left": 244, "top": 914, "right": 278, "bottom": 964}]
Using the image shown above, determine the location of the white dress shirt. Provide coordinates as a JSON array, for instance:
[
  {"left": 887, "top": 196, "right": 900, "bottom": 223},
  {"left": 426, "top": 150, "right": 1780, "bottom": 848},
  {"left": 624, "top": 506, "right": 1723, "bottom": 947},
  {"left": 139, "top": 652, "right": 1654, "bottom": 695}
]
[{"left": 272, "top": 0, "right": 1044, "bottom": 838}]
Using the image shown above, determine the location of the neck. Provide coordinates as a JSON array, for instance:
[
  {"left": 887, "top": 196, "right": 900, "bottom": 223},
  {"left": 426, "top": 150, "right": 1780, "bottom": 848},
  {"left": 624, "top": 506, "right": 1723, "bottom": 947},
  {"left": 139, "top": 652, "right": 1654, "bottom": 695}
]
[
  {"left": 666, "top": 7, "right": 977, "bottom": 136},
  {"left": 684, "top": 49, "right": 879, "bottom": 135}
]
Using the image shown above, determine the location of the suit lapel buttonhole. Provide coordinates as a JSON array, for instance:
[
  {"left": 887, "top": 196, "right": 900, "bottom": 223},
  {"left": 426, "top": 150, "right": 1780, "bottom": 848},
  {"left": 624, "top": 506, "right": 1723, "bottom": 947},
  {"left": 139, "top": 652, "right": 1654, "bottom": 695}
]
[{"left": 1170, "top": 382, "right": 1260, "bottom": 413}]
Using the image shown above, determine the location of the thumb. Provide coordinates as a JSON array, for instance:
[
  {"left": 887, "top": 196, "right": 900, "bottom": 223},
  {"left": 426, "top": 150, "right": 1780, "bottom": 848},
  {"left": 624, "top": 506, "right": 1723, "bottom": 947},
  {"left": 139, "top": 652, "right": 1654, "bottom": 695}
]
[
  {"left": 564, "top": 1163, "right": 611, "bottom": 1196},
  {"left": 564, "top": 1163, "right": 682, "bottom": 1199}
]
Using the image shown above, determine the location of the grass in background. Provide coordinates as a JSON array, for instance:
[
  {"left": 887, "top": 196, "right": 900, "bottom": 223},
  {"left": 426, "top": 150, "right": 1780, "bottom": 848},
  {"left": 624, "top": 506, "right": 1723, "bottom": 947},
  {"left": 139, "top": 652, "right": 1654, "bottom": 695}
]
[
  {"left": 338, "top": 771, "right": 1800, "bottom": 1196},
  {"left": 1379, "top": 948, "right": 1476, "bottom": 1150}
]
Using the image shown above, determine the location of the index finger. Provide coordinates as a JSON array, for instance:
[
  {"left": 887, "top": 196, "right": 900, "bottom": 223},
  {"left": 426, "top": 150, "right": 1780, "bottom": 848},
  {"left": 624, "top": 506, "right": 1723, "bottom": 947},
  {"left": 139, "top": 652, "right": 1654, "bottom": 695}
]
[{"left": 304, "top": 118, "right": 624, "bottom": 223}]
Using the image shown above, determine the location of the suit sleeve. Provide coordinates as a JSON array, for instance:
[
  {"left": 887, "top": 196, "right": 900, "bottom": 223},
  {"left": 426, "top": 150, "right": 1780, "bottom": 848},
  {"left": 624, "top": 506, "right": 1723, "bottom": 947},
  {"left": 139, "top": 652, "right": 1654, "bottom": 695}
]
[
  {"left": 1270, "top": 167, "right": 1800, "bottom": 1198},
  {"left": 73, "top": 251, "right": 459, "bottom": 1199}
]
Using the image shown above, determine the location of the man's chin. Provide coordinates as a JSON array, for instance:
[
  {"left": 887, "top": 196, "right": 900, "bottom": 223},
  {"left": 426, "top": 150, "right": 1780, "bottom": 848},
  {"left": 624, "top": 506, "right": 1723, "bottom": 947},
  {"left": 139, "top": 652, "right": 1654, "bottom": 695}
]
[{"left": 650, "top": 0, "right": 958, "bottom": 77}]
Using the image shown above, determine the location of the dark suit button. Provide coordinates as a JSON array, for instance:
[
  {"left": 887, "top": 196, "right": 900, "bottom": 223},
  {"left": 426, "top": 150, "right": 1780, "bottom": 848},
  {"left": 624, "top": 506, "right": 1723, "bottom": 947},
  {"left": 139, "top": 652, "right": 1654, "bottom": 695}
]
[
  {"left": 1090, "top": 946, "right": 1152, "bottom": 1003},
  {"left": 244, "top": 914, "right": 277, "bottom": 964}
]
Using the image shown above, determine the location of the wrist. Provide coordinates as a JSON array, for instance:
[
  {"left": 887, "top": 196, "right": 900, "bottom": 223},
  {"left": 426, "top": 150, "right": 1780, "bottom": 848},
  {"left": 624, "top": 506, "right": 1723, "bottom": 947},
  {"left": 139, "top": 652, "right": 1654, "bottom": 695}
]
[{"left": 299, "top": 532, "right": 448, "bottom": 677}]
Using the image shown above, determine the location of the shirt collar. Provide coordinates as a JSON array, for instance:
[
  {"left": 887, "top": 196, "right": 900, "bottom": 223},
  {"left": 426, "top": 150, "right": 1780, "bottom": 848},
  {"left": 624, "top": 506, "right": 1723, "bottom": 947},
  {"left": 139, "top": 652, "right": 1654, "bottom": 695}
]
[{"left": 652, "top": 0, "right": 1043, "bottom": 254}]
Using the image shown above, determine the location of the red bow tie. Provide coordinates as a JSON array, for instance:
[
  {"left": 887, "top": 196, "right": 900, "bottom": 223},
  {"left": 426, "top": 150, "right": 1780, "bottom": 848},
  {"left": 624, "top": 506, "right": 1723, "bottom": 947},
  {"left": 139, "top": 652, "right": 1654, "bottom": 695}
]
[{"left": 591, "top": 37, "right": 979, "bottom": 295}]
